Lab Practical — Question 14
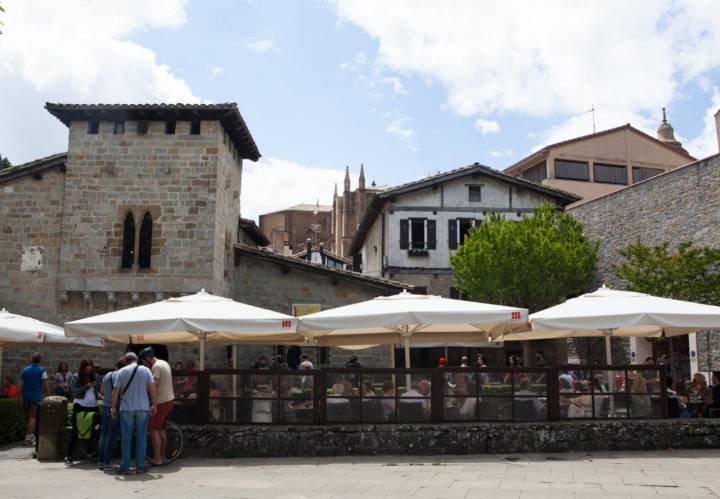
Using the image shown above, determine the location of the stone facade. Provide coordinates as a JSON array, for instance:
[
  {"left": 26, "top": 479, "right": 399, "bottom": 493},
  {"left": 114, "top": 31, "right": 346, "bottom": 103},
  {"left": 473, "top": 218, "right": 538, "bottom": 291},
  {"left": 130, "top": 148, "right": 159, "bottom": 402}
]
[
  {"left": 0, "top": 103, "right": 259, "bottom": 379},
  {"left": 570, "top": 153, "right": 720, "bottom": 368},
  {"left": 181, "top": 419, "right": 720, "bottom": 457},
  {"left": 232, "top": 245, "right": 410, "bottom": 367}
]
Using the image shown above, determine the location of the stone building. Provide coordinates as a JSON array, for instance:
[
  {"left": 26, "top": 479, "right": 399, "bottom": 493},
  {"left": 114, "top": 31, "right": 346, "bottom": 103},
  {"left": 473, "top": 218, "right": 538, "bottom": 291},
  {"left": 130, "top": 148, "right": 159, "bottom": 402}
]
[
  {"left": 0, "top": 102, "right": 261, "bottom": 376},
  {"left": 232, "top": 244, "right": 409, "bottom": 367},
  {"left": 259, "top": 203, "right": 332, "bottom": 254},
  {"left": 504, "top": 113, "right": 695, "bottom": 206},
  {"left": 569, "top": 110, "right": 720, "bottom": 377},
  {"left": 330, "top": 165, "right": 384, "bottom": 257}
]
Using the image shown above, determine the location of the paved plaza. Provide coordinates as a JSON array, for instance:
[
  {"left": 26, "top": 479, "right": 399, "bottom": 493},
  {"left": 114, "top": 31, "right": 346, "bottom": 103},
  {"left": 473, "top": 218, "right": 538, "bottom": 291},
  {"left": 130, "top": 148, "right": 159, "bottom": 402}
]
[{"left": 2, "top": 445, "right": 720, "bottom": 499}]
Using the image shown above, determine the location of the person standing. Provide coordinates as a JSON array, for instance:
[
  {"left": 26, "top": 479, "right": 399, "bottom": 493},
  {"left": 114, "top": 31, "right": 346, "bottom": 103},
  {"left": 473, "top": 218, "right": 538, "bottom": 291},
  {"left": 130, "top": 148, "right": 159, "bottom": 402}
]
[
  {"left": 54, "top": 362, "right": 72, "bottom": 397},
  {"left": 18, "top": 353, "right": 49, "bottom": 446},
  {"left": 139, "top": 347, "right": 174, "bottom": 467},
  {"left": 65, "top": 359, "right": 100, "bottom": 465},
  {"left": 98, "top": 357, "right": 127, "bottom": 470},
  {"left": 111, "top": 352, "right": 157, "bottom": 475}
]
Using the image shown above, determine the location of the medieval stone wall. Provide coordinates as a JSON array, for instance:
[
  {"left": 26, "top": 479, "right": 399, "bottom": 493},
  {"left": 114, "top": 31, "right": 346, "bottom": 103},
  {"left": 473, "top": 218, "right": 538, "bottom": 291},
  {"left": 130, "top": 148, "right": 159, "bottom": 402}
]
[{"left": 570, "top": 154, "right": 720, "bottom": 368}]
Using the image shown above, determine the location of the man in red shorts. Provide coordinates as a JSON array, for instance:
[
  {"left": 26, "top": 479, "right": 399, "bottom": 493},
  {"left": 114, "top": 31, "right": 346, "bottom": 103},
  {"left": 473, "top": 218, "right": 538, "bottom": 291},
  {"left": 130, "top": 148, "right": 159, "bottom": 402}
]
[{"left": 139, "top": 348, "right": 174, "bottom": 466}]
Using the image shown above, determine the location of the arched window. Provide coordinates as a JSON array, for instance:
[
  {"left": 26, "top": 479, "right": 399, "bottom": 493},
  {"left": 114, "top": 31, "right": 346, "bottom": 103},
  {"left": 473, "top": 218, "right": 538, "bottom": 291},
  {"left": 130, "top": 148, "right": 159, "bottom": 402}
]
[
  {"left": 121, "top": 212, "right": 135, "bottom": 269},
  {"left": 138, "top": 212, "right": 153, "bottom": 269}
]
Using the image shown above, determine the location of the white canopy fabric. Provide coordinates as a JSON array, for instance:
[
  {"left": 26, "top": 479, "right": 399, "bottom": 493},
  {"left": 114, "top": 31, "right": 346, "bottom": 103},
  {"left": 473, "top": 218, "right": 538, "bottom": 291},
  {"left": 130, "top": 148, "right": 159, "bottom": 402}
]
[
  {"left": 502, "top": 286, "right": 720, "bottom": 365},
  {"left": 0, "top": 308, "right": 104, "bottom": 375},
  {"left": 298, "top": 290, "right": 528, "bottom": 366},
  {"left": 64, "top": 291, "right": 303, "bottom": 369}
]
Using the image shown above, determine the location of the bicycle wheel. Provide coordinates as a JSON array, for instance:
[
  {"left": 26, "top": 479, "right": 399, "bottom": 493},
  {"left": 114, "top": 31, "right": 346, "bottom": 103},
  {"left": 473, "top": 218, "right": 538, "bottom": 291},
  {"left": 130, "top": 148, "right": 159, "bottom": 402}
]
[{"left": 146, "top": 420, "right": 184, "bottom": 465}]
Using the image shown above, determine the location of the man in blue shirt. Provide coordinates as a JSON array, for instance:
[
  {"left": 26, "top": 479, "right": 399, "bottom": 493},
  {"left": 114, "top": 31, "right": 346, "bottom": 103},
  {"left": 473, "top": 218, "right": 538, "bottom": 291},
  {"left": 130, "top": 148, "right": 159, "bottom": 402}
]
[
  {"left": 111, "top": 352, "right": 157, "bottom": 475},
  {"left": 18, "top": 352, "right": 50, "bottom": 446}
]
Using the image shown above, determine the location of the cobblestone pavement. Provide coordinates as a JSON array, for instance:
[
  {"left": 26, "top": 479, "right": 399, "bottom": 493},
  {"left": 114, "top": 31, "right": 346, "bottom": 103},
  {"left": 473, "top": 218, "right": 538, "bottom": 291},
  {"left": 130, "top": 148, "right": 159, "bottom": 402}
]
[{"left": 2, "top": 445, "right": 720, "bottom": 498}]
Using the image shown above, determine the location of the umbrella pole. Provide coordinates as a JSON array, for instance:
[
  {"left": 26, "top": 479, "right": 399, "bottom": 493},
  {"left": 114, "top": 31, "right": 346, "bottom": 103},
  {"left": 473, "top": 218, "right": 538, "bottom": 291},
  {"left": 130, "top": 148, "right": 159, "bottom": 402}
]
[
  {"left": 0, "top": 345, "right": 3, "bottom": 379},
  {"left": 403, "top": 335, "right": 411, "bottom": 390},
  {"left": 605, "top": 332, "right": 616, "bottom": 417},
  {"left": 199, "top": 335, "right": 206, "bottom": 371}
]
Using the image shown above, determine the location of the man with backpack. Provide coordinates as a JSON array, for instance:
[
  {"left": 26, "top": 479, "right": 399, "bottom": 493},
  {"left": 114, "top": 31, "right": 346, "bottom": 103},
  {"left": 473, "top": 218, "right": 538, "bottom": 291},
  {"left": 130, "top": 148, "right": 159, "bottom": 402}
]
[{"left": 111, "top": 352, "right": 157, "bottom": 475}]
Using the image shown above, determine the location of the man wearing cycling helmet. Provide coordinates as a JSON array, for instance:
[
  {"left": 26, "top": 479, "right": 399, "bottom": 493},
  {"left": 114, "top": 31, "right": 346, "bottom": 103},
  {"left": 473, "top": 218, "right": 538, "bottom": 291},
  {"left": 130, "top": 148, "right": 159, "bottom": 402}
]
[{"left": 139, "top": 347, "right": 175, "bottom": 466}]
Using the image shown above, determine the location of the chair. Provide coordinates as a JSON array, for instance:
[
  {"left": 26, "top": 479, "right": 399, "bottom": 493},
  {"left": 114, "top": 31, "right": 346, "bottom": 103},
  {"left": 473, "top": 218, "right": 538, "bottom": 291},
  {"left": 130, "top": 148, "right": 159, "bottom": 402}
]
[
  {"left": 362, "top": 400, "right": 384, "bottom": 422},
  {"left": 513, "top": 399, "right": 537, "bottom": 421},
  {"left": 398, "top": 401, "right": 426, "bottom": 422}
]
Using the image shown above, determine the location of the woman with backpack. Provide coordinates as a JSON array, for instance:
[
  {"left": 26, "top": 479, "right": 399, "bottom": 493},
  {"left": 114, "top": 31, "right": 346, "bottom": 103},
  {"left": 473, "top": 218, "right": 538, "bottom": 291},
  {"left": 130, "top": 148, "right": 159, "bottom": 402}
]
[{"left": 65, "top": 359, "right": 100, "bottom": 465}]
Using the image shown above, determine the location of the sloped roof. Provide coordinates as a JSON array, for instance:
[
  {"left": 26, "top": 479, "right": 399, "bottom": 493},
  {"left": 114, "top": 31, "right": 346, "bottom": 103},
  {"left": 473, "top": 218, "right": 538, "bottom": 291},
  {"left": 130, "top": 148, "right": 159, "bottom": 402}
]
[
  {"left": 45, "top": 102, "right": 261, "bottom": 161},
  {"left": 234, "top": 244, "right": 410, "bottom": 292},
  {"left": 504, "top": 124, "right": 696, "bottom": 175},
  {"left": 238, "top": 218, "right": 270, "bottom": 247},
  {"left": 0, "top": 152, "right": 67, "bottom": 185},
  {"left": 348, "top": 162, "right": 581, "bottom": 255}
]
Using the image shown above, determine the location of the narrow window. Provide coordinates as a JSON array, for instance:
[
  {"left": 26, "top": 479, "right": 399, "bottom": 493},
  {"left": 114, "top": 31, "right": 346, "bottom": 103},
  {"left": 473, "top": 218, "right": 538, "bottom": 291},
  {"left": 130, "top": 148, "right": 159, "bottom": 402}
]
[
  {"left": 448, "top": 219, "right": 458, "bottom": 250},
  {"left": 458, "top": 218, "right": 474, "bottom": 245},
  {"left": 190, "top": 120, "right": 201, "bottom": 135},
  {"left": 121, "top": 212, "right": 135, "bottom": 269},
  {"left": 410, "top": 219, "right": 426, "bottom": 250},
  {"left": 113, "top": 121, "right": 125, "bottom": 135},
  {"left": 165, "top": 121, "right": 176, "bottom": 135},
  {"left": 138, "top": 212, "right": 153, "bottom": 269},
  {"left": 88, "top": 121, "right": 99, "bottom": 134},
  {"left": 554, "top": 159, "right": 590, "bottom": 181},
  {"left": 399, "top": 219, "right": 409, "bottom": 249},
  {"left": 468, "top": 185, "right": 482, "bottom": 202},
  {"left": 522, "top": 161, "right": 547, "bottom": 183},
  {"left": 137, "top": 120, "right": 149, "bottom": 135}
]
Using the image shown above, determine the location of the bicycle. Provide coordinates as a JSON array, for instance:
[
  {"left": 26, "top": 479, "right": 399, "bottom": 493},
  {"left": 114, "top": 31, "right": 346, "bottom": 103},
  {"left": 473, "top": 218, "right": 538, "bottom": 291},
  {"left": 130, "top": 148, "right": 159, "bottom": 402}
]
[{"left": 145, "top": 419, "right": 184, "bottom": 465}]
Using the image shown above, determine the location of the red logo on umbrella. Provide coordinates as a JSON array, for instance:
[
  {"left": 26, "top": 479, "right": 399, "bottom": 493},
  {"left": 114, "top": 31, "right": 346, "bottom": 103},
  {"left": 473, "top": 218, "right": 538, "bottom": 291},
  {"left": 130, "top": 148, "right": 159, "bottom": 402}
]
[
  {"left": 281, "top": 320, "right": 292, "bottom": 329},
  {"left": 511, "top": 312, "right": 521, "bottom": 320}
]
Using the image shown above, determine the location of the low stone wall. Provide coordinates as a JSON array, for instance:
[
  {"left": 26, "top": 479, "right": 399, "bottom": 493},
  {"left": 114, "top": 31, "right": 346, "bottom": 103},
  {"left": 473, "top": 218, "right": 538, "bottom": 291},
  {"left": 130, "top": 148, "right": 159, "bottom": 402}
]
[{"left": 181, "top": 420, "right": 720, "bottom": 457}]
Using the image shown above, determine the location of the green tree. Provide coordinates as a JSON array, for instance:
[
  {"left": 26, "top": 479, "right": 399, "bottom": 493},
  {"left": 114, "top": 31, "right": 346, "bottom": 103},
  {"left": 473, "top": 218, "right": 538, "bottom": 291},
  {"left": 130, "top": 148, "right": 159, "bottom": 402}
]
[
  {"left": 614, "top": 241, "right": 720, "bottom": 305},
  {"left": 451, "top": 202, "right": 598, "bottom": 312},
  {"left": 0, "top": 153, "right": 11, "bottom": 170},
  {"left": 0, "top": 153, "right": 10, "bottom": 170}
]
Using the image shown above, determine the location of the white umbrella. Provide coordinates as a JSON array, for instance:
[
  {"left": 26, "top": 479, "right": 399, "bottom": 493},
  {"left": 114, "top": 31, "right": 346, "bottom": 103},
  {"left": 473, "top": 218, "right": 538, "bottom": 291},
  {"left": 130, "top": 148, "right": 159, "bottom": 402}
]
[
  {"left": 503, "top": 285, "right": 720, "bottom": 364},
  {"left": 0, "top": 308, "right": 104, "bottom": 375},
  {"left": 64, "top": 290, "right": 302, "bottom": 369},
  {"left": 298, "top": 290, "right": 528, "bottom": 367}
]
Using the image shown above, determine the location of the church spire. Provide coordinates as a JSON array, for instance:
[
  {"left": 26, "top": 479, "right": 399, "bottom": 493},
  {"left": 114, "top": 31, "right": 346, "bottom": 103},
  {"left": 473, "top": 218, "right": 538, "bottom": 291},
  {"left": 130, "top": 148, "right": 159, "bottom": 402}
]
[
  {"left": 333, "top": 182, "right": 338, "bottom": 199},
  {"left": 656, "top": 107, "right": 687, "bottom": 154},
  {"left": 344, "top": 165, "right": 351, "bottom": 193},
  {"left": 359, "top": 163, "right": 365, "bottom": 190}
]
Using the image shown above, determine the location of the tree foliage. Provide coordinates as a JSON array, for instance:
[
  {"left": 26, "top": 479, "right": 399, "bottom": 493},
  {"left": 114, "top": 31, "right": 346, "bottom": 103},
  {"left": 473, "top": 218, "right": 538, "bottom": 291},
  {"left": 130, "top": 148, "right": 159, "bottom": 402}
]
[
  {"left": 0, "top": 153, "right": 11, "bottom": 170},
  {"left": 614, "top": 241, "right": 720, "bottom": 305},
  {"left": 450, "top": 202, "right": 598, "bottom": 312}
]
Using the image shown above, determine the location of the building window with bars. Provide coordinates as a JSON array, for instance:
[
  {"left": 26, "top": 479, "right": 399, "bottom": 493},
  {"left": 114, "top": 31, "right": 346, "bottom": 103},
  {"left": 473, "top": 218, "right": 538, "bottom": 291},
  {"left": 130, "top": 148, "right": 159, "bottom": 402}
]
[
  {"left": 593, "top": 163, "right": 628, "bottom": 185},
  {"left": 632, "top": 166, "right": 664, "bottom": 184},
  {"left": 522, "top": 161, "right": 547, "bottom": 184},
  {"left": 399, "top": 218, "right": 436, "bottom": 254},
  {"left": 468, "top": 185, "right": 482, "bottom": 202}
]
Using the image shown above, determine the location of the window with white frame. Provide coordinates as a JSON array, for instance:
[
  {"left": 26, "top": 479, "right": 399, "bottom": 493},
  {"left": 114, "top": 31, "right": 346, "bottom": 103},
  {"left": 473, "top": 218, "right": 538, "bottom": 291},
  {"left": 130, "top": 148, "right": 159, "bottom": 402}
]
[
  {"left": 399, "top": 218, "right": 436, "bottom": 251},
  {"left": 448, "top": 218, "right": 480, "bottom": 250}
]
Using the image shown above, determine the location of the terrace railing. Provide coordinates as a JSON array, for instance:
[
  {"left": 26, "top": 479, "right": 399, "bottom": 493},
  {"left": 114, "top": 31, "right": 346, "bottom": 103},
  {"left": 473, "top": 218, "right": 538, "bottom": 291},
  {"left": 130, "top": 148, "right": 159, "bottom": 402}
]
[{"left": 167, "top": 365, "right": 667, "bottom": 425}]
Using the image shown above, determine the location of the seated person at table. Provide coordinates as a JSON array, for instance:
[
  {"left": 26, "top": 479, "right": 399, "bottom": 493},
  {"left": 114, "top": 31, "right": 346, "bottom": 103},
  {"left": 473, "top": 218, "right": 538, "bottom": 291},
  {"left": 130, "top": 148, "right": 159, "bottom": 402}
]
[
  {"left": 682, "top": 373, "right": 712, "bottom": 418},
  {"left": 381, "top": 380, "right": 396, "bottom": 420},
  {"left": 629, "top": 372, "right": 652, "bottom": 417},
  {"left": 327, "top": 383, "right": 349, "bottom": 404},
  {"left": 558, "top": 375, "right": 574, "bottom": 417},
  {"left": 452, "top": 376, "right": 478, "bottom": 419},
  {"left": 568, "top": 381, "right": 593, "bottom": 418},
  {"left": 251, "top": 384, "right": 276, "bottom": 423},
  {"left": 514, "top": 376, "right": 544, "bottom": 417},
  {"left": 362, "top": 379, "right": 376, "bottom": 397},
  {"left": 710, "top": 372, "right": 720, "bottom": 416},
  {"left": 400, "top": 381, "right": 430, "bottom": 417}
]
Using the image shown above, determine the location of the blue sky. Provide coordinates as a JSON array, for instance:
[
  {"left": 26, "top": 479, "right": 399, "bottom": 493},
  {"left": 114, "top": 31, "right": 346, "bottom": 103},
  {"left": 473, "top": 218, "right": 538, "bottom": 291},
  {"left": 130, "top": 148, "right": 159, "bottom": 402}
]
[{"left": 1, "top": 0, "right": 720, "bottom": 219}]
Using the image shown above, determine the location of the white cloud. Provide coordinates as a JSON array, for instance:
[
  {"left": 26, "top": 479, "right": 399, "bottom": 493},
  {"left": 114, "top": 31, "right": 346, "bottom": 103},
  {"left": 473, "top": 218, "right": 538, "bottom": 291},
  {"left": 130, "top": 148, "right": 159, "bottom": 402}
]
[
  {"left": 490, "top": 149, "right": 513, "bottom": 158},
  {"left": 686, "top": 87, "right": 720, "bottom": 158},
  {"left": 210, "top": 65, "right": 224, "bottom": 78},
  {"left": 0, "top": 0, "right": 198, "bottom": 163},
  {"left": 339, "top": 51, "right": 369, "bottom": 72},
  {"left": 382, "top": 76, "right": 405, "bottom": 94},
  {"left": 244, "top": 39, "right": 276, "bottom": 54},
  {"left": 242, "top": 158, "right": 355, "bottom": 221},
  {"left": 474, "top": 118, "right": 500, "bottom": 135},
  {"left": 330, "top": 0, "right": 720, "bottom": 156},
  {"left": 385, "top": 116, "right": 414, "bottom": 139}
]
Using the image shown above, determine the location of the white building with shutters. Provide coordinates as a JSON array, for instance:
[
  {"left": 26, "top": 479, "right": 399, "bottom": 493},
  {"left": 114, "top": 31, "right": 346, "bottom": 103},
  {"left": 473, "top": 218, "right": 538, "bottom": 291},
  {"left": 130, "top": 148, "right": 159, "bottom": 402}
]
[{"left": 348, "top": 163, "right": 579, "bottom": 297}]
